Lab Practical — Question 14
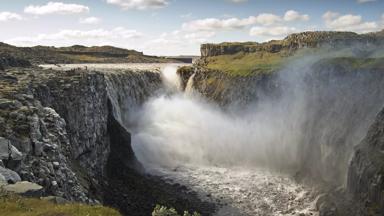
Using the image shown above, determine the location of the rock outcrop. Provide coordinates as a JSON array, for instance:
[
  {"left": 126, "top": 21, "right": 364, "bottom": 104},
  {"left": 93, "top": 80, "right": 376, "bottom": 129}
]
[
  {"left": 348, "top": 107, "right": 384, "bottom": 215},
  {"left": 0, "top": 56, "right": 31, "bottom": 70},
  {"left": 201, "top": 30, "right": 384, "bottom": 57},
  {"left": 0, "top": 66, "right": 214, "bottom": 215}
]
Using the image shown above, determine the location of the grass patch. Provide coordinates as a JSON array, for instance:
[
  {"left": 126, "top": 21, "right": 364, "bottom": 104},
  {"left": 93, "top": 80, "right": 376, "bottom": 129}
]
[
  {"left": 203, "top": 51, "right": 286, "bottom": 76},
  {"left": 326, "top": 57, "right": 384, "bottom": 69},
  {"left": 0, "top": 192, "right": 121, "bottom": 216}
]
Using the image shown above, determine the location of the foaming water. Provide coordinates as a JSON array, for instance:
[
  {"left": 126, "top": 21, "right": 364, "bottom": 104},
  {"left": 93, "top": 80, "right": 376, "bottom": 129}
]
[
  {"left": 132, "top": 92, "right": 302, "bottom": 170},
  {"left": 129, "top": 56, "right": 384, "bottom": 215},
  {"left": 161, "top": 65, "right": 182, "bottom": 92}
]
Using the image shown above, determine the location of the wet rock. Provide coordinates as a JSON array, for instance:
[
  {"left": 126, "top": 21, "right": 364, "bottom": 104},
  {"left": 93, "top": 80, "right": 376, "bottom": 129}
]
[
  {"left": 2, "top": 181, "right": 43, "bottom": 197},
  {"left": 0, "top": 166, "right": 21, "bottom": 184}
]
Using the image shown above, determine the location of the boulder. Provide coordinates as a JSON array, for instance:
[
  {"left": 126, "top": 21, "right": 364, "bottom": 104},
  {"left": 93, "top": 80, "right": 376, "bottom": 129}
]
[
  {"left": 2, "top": 181, "right": 43, "bottom": 197},
  {"left": 0, "top": 137, "right": 23, "bottom": 161},
  {"left": 0, "top": 166, "right": 21, "bottom": 184}
]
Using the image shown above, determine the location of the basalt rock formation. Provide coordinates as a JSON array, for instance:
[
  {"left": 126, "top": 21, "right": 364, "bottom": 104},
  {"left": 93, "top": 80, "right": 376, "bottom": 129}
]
[
  {"left": 0, "top": 66, "right": 214, "bottom": 215},
  {"left": 201, "top": 30, "right": 384, "bottom": 58}
]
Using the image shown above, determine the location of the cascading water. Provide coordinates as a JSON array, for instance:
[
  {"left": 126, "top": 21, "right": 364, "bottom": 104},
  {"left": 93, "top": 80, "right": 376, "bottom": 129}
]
[{"left": 129, "top": 56, "right": 384, "bottom": 215}]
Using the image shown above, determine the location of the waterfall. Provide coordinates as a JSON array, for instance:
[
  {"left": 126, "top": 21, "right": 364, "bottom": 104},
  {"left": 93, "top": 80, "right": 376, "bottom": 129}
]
[
  {"left": 185, "top": 72, "right": 196, "bottom": 94},
  {"left": 130, "top": 57, "right": 384, "bottom": 186}
]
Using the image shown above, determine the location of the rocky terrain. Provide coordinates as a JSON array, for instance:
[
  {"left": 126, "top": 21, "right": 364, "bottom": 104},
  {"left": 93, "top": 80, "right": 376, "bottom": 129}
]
[
  {"left": 201, "top": 30, "right": 384, "bottom": 58},
  {"left": 0, "top": 64, "right": 214, "bottom": 215},
  {"left": 0, "top": 42, "right": 179, "bottom": 64}
]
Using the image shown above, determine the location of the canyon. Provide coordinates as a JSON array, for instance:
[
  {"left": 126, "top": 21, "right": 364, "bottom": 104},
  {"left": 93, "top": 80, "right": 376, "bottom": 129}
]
[{"left": 0, "top": 30, "right": 384, "bottom": 216}]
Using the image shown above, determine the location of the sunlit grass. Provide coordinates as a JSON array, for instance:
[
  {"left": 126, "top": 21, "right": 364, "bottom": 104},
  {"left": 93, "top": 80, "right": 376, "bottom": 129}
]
[
  {"left": 0, "top": 193, "right": 121, "bottom": 216},
  {"left": 203, "top": 52, "right": 286, "bottom": 76}
]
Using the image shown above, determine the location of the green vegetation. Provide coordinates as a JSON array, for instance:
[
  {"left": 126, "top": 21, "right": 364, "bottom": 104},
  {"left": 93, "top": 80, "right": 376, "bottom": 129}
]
[
  {"left": 152, "top": 205, "right": 201, "bottom": 216},
  {"left": 204, "top": 51, "right": 286, "bottom": 76},
  {"left": 0, "top": 192, "right": 121, "bottom": 216},
  {"left": 0, "top": 42, "right": 175, "bottom": 64},
  {"left": 200, "top": 30, "right": 384, "bottom": 76},
  {"left": 324, "top": 57, "right": 384, "bottom": 69}
]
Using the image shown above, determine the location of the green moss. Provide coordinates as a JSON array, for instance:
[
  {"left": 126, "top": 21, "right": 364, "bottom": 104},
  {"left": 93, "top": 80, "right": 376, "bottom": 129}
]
[
  {"left": 204, "top": 51, "right": 285, "bottom": 76},
  {"left": 0, "top": 192, "right": 121, "bottom": 216},
  {"left": 316, "top": 57, "right": 384, "bottom": 71}
]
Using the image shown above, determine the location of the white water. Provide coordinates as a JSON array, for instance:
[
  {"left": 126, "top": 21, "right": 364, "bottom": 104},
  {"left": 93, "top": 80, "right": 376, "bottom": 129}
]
[{"left": 130, "top": 64, "right": 319, "bottom": 215}]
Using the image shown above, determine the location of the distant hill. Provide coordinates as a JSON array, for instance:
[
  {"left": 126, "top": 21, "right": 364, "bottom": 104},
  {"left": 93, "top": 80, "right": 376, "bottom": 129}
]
[{"left": 0, "top": 43, "right": 179, "bottom": 65}]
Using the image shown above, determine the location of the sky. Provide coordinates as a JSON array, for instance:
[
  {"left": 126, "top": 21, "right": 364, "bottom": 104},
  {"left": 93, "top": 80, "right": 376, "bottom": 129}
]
[{"left": 0, "top": 0, "right": 383, "bottom": 56}]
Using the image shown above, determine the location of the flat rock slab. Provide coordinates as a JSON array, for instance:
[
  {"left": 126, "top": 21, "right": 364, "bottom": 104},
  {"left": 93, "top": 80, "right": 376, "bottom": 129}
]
[{"left": 2, "top": 181, "right": 43, "bottom": 197}]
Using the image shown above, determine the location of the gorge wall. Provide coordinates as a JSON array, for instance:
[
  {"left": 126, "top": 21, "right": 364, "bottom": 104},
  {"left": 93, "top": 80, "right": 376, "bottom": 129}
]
[
  {"left": 179, "top": 43, "right": 384, "bottom": 215},
  {"left": 0, "top": 66, "right": 214, "bottom": 215}
]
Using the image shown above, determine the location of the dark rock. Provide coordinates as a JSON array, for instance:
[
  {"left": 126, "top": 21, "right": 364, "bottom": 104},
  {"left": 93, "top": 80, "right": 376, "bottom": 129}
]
[
  {"left": 0, "top": 137, "right": 23, "bottom": 161},
  {"left": 0, "top": 166, "right": 21, "bottom": 184}
]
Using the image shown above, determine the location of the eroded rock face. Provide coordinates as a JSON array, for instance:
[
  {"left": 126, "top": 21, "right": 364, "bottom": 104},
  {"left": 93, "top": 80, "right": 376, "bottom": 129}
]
[
  {"left": 200, "top": 31, "right": 384, "bottom": 57},
  {"left": 0, "top": 56, "right": 31, "bottom": 70},
  {"left": 0, "top": 66, "right": 214, "bottom": 215},
  {"left": 348, "top": 108, "right": 384, "bottom": 215},
  {"left": 0, "top": 137, "right": 23, "bottom": 161}
]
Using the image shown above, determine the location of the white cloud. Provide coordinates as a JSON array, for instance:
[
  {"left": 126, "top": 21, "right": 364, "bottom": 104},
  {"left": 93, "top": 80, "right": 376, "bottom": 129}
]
[
  {"left": 143, "top": 29, "right": 215, "bottom": 55},
  {"left": 0, "top": 12, "right": 23, "bottom": 22},
  {"left": 79, "top": 17, "right": 101, "bottom": 24},
  {"left": 250, "top": 26, "right": 296, "bottom": 37},
  {"left": 24, "top": 2, "right": 89, "bottom": 15},
  {"left": 284, "top": 10, "right": 309, "bottom": 22},
  {"left": 182, "top": 13, "right": 281, "bottom": 31},
  {"left": 323, "top": 11, "right": 379, "bottom": 33},
  {"left": 105, "top": 0, "right": 169, "bottom": 10},
  {"left": 182, "top": 10, "right": 310, "bottom": 32},
  {"left": 357, "top": 0, "right": 376, "bottom": 3},
  {"left": 5, "top": 27, "right": 143, "bottom": 47}
]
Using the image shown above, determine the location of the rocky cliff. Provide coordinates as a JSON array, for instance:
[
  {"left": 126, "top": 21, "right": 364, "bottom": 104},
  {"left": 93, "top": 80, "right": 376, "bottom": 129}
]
[
  {"left": 201, "top": 30, "right": 384, "bottom": 57},
  {"left": 181, "top": 38, "right": 384, "bottom": 214},
  {"left": 0, "top": 66, "right": 214, "bottom": 215},
  {"left": 348, "top": 107, "right": 384, "bottom": 215}
]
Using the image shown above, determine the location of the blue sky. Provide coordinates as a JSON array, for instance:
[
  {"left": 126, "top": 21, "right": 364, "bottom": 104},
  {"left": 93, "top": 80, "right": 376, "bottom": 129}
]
[{"left": 0, "top": 0, "right": 383, "bottom": 56}]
